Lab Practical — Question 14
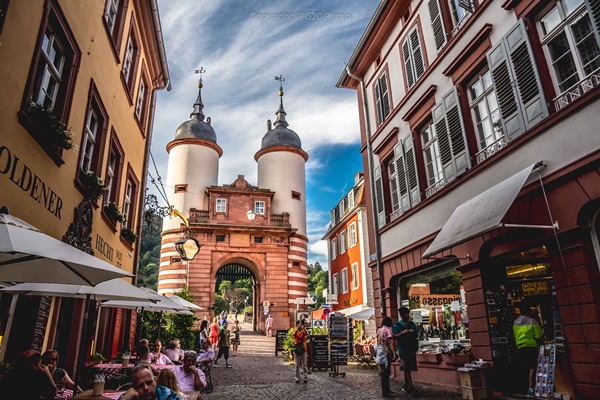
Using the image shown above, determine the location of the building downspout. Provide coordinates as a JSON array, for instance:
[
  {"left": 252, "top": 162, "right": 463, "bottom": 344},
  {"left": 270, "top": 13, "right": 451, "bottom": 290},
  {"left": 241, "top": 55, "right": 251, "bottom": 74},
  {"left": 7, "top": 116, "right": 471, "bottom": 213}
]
[{"left": 345, "top": 66, "right": 385, "bottom": 317}]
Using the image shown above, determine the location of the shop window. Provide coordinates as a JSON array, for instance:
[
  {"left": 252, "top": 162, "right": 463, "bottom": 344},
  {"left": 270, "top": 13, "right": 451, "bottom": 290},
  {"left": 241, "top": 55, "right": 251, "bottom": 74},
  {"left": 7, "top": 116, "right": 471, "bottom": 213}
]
[
  {"left": 341, "top": 268, "right": 349, "bottom": 294},
  {"left": 216, "top": 198, "right": 226, "bottom": 213},
  {"left": 349, "top": 222, "right": 358, "bottom": 247},
  {"left": 103, "top": 132, "right": 123, "bottom": 207},
  {"left": 467, "top": 68, "right": 506, "bottom": 164},
  {"left": 421, "top": 120, "right": 445, "bottom": 198},
  {"left": 538, "top": 0, "right": 600, "bottom": 108},
  {"left": 103, "top": 0, "right": 127, "bottom": 56},
  {"left": 400, "top": 263, "right": 469, "bottom": 347},
  {"left": 351, "top": 262, "right": 359, "bottom": 290},
  {"left": 254, "top": 201, "right": 265, "bottom": 214},
  {"left": 122, "top": 170, "right": 138, "bottom": 230},
  {"left": 402, "top": 26, "right": 425, "bottom": 90}
]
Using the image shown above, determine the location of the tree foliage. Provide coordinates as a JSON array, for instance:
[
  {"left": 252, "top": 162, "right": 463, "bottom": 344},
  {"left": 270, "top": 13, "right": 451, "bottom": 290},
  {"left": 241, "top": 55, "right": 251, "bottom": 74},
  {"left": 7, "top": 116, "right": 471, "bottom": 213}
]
[
  {"left": 137, "top": 216, "right": 162, "bottom": 290},
  {"left": 307, "top": 262, "right": 328, "bottom": 309}
]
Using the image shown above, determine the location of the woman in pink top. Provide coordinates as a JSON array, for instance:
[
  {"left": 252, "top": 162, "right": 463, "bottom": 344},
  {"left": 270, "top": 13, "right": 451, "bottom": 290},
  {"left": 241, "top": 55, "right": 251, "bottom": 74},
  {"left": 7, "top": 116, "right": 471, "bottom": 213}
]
[
  {"left": 376, "top": 317, "right": 397, "bottom": 398},
  {"left": 209, "top": 317, "right": 220, "bottom": 351}
]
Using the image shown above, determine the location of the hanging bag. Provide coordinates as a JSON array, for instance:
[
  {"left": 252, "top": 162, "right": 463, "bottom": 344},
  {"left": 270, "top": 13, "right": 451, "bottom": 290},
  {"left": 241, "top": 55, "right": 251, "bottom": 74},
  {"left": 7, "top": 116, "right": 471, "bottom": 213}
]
[{"left": 294, "top": 342, "right": 305, "bottom": 355}]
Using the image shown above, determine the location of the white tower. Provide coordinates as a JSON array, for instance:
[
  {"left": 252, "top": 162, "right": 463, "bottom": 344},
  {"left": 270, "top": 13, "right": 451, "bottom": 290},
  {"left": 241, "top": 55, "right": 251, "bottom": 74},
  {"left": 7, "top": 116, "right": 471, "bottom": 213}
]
[
  {"left": 163, "top": 77, "right": 222, "bottom": 231},
  {"left": 255, "top": 78, "right": 308, "bottom": 236}
]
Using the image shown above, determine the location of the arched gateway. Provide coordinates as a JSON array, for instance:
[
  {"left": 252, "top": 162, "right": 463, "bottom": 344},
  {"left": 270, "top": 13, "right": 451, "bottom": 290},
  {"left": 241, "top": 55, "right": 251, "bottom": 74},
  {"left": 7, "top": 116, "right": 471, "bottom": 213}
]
[
  {"left": 214, "top": 263, "right": 257, "bottom": 328},
  {"left": 158, "top": 78, "right": 309, "bottom": 333}
]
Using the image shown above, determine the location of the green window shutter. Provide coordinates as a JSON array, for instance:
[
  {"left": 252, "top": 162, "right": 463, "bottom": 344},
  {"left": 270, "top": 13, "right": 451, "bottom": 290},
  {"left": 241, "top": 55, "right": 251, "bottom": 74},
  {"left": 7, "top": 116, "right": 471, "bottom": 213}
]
[
  {"left": 429, "top": 0, "right": 447, "bottom": 52},
  {"left": 586, "top": 0, "right": 600, "bottom": 44},
  {"left": 431, "top": 88, "right": 470, "bottom": 183},
  {"left": 373, "top": 166, "right": 386, "bottom": 227},
  {"left": 487, "top": 20, "right": 548, "bottom": 140}
]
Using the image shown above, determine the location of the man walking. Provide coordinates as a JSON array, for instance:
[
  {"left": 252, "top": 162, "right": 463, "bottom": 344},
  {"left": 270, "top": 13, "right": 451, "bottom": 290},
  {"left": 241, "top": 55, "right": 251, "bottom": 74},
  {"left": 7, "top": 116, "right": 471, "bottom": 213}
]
[
  {"left": 216, "top": 321, "right": 232, "bottom": 368},
  {"left": 266, "top": 314, "right": 274, "bottom": 337}
]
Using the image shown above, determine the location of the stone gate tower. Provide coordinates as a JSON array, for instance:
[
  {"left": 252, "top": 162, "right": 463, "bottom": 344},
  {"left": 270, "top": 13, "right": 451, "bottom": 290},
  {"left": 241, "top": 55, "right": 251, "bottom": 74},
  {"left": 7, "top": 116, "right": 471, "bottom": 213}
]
[{"left": 158, "top": 78, "right": 309, "bottom": 332}]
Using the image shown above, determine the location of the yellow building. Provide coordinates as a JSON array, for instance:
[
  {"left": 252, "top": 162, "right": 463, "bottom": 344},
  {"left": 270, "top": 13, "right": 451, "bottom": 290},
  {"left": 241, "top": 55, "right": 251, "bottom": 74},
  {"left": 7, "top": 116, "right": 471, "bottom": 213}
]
[{"left": 0, "top": 0, "right": 169, "bottom": 374}]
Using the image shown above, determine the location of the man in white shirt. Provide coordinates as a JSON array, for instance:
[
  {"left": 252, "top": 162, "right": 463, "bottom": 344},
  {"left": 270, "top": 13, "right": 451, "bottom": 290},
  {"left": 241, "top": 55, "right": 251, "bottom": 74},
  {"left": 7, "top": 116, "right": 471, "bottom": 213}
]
[
  {"left": 151, "top": 340, "right": 174, "bottom": 365},
  {"left": 196, "top": 340, "right": 215, "bottom": 369},
  {"left": 174, "top": 351, "right": 205, "bottom": 392}
]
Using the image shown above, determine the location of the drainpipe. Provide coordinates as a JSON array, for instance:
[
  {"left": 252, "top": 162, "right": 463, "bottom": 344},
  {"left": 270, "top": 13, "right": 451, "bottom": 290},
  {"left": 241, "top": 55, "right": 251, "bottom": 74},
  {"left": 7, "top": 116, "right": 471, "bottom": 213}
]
[{"left": 345, "top": 66, "right": 385, "bottom": 317}]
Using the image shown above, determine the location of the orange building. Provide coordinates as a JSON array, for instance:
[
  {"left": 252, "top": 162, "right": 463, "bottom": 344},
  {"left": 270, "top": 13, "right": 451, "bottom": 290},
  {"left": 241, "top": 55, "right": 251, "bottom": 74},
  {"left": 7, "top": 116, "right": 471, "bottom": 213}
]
[
  {"left": 323, "top": 173, "right": 374, "bottom": 335},
  {"left": 0, "top": 0, "right": 169, "bottom": 375}
]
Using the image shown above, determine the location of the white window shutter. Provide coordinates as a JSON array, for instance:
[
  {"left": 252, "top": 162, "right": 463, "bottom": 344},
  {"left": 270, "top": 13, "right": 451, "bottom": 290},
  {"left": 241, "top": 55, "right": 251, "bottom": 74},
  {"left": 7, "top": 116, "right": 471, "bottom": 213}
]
[
  {"left": 402, "top": 40, "right": 415, "bottom": 89},
  {"left": 394, "top": 143, "right": 409, "bottom": 212},
  {"left": 374, "top": 166, "right": 386, "bottom": 227},
  {"left": 431, "top": 88, "right": 470, "bottom": 183},
  {"left": 429, "top": 0, "right": 447, "bottom": 52},
  {"left": 586, "top": 0, "right": 600, "bottom": 45},
  {"left": 403, "top": 135, "right": 421, "bottom": 206},
  {"left": 410, "top": 28, "right": 425, "bottom": 80}
]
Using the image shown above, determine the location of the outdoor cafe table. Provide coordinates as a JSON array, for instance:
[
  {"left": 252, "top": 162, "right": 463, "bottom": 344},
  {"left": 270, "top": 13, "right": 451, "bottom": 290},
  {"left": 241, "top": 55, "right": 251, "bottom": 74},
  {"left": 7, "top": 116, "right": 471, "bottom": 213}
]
[
  {"left": 92, "top": 363, "right": 175, "bottom": 379},
  {"left": 71, "top": 389, "right": 200, "bottom": 400}
]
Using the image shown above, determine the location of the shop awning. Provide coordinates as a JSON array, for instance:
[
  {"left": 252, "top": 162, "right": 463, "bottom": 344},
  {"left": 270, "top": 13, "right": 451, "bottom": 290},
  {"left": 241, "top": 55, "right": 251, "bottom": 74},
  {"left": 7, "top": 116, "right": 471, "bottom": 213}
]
[
  {"left": 340, "top": 305, "right": 375, "bottom": 321},
  {"left": 422, "top": 162, "right": 555, "bottom": 259}
]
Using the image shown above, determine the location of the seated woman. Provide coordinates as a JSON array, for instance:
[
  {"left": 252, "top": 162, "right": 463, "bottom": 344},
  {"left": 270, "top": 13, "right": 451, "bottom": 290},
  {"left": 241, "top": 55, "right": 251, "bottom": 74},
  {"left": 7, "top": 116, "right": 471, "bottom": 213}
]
[
  {"left": 41, "top": 349, "right": 82, "bottom": 393},
  {"left": 165, "top": 340, "right": 183, "bottom": 364},
  {"left": 157, "top": 368, "right": 185, "bottom": 399}
]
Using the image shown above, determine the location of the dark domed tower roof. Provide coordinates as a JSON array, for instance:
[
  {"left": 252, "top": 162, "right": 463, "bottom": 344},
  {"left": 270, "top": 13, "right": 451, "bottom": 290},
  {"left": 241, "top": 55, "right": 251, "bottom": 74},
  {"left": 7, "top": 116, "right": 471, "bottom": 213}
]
[
  {"left": 174, "top": 81, "right": 217, "bottom": 143},
  {"left": 260, "top": 85, "right": 302, "bottom": 150}
]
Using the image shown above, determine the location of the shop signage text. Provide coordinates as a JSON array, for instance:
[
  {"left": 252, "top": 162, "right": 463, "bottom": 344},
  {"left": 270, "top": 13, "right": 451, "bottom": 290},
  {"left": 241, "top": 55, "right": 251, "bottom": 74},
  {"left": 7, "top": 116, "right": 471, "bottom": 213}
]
[
  {"left": 0, "top": 145, "right": 63, "bottom": 219},
  {"left": 343, "top": 297, "right": 359, "bottom": 307},
  {"left": 410, "top": 294, "right": 460, "bottom": 307},
  {"left": 522, "top": 281, "right": 548, "bottom": 296},
  {"left": 96, "top": 234, "right": 123, "bottom": 268}
]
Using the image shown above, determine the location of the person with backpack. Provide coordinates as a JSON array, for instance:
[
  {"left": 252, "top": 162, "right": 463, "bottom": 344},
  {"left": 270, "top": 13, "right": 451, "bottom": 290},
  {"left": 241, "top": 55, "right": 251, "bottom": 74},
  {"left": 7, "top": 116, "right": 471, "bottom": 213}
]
[
  {"left": 393, "top": 307, "right": 419, "bottom": 395},
  {"left": 375, "top": 317, "right": 398, "bottom": 397},
  {"left": 292, "top": 320, "right": 308, "bottom": 383}
]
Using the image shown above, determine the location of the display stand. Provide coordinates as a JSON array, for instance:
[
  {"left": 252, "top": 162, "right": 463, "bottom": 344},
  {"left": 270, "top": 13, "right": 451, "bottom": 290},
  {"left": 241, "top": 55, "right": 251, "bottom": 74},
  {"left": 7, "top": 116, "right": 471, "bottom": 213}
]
[
  {"left": 310, "top": 335, "right": 329, "bottom": 371},
  {"left": 328, "top": 312, "right": 348, "bottom": 378}
]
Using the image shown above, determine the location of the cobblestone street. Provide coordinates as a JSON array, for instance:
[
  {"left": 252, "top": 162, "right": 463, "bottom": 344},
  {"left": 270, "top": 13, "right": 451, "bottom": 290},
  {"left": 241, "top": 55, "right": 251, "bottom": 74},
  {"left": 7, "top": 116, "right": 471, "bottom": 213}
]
[{"left": 203, "top": 321, "right": 465, "bottom": 399}]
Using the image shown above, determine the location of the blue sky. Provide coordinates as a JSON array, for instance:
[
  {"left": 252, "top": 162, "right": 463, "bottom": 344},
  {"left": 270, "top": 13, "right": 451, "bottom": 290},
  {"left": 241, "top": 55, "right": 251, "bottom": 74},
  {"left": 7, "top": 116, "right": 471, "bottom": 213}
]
[{"left": 151, "top": 1, "right": 379, "bottom": 269}]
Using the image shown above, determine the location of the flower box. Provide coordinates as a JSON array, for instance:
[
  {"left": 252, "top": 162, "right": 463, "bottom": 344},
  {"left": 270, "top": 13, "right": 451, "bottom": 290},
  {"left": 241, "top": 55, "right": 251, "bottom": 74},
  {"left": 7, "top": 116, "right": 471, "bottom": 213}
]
[{"left": 121, "top": 228, "right": 137, "bottom": 245}]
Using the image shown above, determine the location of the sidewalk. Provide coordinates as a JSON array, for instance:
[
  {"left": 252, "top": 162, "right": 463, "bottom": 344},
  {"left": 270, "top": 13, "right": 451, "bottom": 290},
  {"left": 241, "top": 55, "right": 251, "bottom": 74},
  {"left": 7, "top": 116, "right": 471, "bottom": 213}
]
[{"left": 203, "top": 320, "right": 465, "bottom": 399}]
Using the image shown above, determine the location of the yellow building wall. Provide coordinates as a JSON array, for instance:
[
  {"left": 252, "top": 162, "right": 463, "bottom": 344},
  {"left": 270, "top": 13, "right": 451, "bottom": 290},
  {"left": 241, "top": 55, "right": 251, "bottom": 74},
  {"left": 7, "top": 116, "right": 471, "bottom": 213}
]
[{"left": 0, "top": 0, "right": 164, "bottom": 274}]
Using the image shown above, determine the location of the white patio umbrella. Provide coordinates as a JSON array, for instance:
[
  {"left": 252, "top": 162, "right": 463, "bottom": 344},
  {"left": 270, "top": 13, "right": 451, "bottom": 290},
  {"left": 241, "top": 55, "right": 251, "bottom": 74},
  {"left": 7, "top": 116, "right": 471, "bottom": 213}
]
[
  {"left": 0, "top": 213, "right": 132, "bottom": 285},
  {"left": 165, "top": 293, "right": 204, "bottom": 311},
  {"left": 0, "top": 278, "right": 163, "bottom": 302},
  {"left": 100, "top": 297, "right": 194, "bottom": 315}
]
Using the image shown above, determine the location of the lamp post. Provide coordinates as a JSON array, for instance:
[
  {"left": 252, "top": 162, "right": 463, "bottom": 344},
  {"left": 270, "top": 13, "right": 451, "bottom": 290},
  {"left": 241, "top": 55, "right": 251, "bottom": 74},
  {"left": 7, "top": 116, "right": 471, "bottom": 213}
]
[{"left": 246, "top": 209, "right": 256, "bottom": 221}]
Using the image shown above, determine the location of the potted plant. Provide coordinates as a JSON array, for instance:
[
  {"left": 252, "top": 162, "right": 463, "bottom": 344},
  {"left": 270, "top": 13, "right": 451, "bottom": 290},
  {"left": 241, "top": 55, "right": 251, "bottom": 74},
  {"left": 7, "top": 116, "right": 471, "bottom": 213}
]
[
  {"left": 79, "top": 170, "right": 107, "bottom": 201},
  {"left": 88, "top": 353, "right": 106, "bottom": 365},
  {"left": 104, "top": 202, "right": 125, "bottom": 224},
  {"left": 27, "top": 101, "right": 76, "bottom": 151},
  {"left": 121, "top": 227, "right": 137, "bottom": 244}
]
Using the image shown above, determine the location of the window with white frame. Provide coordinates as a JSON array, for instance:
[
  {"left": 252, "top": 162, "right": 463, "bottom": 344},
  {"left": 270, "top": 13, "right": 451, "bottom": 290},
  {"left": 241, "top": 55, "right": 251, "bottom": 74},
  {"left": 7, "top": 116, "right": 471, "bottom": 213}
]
[
  {"left": 135, "top": 78, "right": 146, "bottom": 120},
  {"left": 538, "top": 0, "right": 600, "bottom": 94},
  {"left": 36, "top": 27, "right": 65, "bottom": 110},
  {"left": 255, "top": 200, "right": 265, "bottom": 214},
  {"left": 122, "top": 171, "right": 138, "bottom": 230},
  {"left": 467, "top": 68, "right": 505, "bottom": 162},
  {"left": 421, "top": 121, "right": 444, "bottom": 195},
  {"left": 347, "top": 189, "right": 355, "bottom": 210},
  {"left": 122, "top": 178, "right": 133, "bottom": 225},
  {"left": 402, "top": 26, "right": 425, "bottom": 90},
  {"left": 349, "top": 222, "right": 358, "bottom": 247},
  {"left": 216, "top": 198, "right": 227, "bottom": 213},
  {"left": 341, "top": 268, "right": 349, "bottom": 294},
  {"left": 104, "top": 0, "right": 119, "bottom": 34},
  {"left": 374, "top": 72, "right": 391, "bottom": 125},
  {"left": 332, "top": 273, "right": 339, "bottom": 295},
  {"left": 339, "top": 230, "right": 347, "bottom": 254},
  {"left": 339, "top": 200, "right": 346, "bottom": 217},
  {"left": 449, "top": 0, "right": 474, "bottom": 31},
  {"left": 330, "top": 209, "right": 336, "bottom": 225},
  {"left": 351, "top": 262, "right": 359, "bottom": 290},
  {"left": 122, "top": 36, "right": 134, "bottom": 83},
  {"left": 331, "top": 238, "right": 337, "bottom": 260}
]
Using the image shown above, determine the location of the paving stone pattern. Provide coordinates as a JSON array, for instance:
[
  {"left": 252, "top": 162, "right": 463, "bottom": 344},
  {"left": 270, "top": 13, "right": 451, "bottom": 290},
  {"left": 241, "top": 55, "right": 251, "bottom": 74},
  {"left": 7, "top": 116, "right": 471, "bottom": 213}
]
[{"left": 203, "top": 320, "right": 465, "bottom": 399}]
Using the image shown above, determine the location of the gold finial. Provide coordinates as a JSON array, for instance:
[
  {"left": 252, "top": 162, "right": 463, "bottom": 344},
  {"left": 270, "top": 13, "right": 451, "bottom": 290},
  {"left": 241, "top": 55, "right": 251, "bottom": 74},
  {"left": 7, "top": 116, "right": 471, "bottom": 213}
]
[
  {"left": 275, "top": 74, "right": 285, "bottom": 97},
  {"left": 195, "top": 67, "right": 206, "bottom": 88}
]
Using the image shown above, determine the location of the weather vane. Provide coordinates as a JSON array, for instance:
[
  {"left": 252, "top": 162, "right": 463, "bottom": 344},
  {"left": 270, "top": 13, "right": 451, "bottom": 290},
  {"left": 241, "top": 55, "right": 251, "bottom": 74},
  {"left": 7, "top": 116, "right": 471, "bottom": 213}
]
[
  {"left": 275, "top": 74, "right": 285, "bottom": 96},
  {"left": 195, "top": 67, "right": 206, "bottom": 84}
]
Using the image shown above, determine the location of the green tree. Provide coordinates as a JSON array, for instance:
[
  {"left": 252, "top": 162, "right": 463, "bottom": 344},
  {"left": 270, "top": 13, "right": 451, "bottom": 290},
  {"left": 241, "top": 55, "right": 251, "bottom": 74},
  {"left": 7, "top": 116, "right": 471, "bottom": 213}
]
[
  {"left": 137, "top": 216, "right": 162, "bottom": 290},
  {"left": 307, "top": 262, "right": 328, "bottom": 309},
  {"left": 218, "top": 280, "right": 232, "bottom": 296},
  {"left": 213, "top": 295, "right": 227, "bottom": 316}
]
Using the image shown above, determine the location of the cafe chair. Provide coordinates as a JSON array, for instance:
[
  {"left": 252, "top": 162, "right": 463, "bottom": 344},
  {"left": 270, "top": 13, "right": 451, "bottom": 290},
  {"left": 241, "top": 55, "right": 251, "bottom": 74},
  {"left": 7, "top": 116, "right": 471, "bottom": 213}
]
[{"left": 198, "top": 361, "right": 213, "bottom": 394}]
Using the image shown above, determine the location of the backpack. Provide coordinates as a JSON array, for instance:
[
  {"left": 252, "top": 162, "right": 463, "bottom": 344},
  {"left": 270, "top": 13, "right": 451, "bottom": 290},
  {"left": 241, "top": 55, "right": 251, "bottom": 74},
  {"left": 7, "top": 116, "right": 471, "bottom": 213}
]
[{"left": 395, "top": 320, "right": 418, "bottom": 353}]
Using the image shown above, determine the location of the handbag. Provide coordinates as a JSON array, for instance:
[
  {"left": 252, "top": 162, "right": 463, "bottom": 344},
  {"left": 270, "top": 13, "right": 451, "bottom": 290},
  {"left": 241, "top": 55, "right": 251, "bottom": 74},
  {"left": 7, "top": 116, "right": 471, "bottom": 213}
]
[{"left": 294, "top": 342, "right": 305, "bottom": 355}]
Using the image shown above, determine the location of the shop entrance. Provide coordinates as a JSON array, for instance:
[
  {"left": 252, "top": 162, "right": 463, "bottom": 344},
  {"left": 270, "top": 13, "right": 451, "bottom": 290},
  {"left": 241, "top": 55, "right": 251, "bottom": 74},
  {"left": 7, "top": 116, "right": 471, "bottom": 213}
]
[{"left": 483, "top": 246, "right": 561, "bottom": 395}]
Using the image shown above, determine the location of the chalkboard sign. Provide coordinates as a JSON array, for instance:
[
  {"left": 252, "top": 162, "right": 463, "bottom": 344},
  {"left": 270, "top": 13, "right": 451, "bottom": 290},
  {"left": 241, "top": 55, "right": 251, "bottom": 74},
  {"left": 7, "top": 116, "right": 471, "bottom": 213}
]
[
  {"left": 31, "top": 296, "right": 52, "bottom": 351},
  {"left": 275, "top": 330, "right": 287, "bottom": 356},
  {"left": 310, "top": 335, "right": 329, "bottom": 370}
]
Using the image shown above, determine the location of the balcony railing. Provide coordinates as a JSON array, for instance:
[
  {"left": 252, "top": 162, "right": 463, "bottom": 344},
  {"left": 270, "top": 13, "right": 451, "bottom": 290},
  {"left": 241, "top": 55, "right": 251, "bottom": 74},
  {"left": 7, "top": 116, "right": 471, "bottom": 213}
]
[
  {"left": 475, "top": 136, "right": 507, "bottom": 164},
  {"left": 554, "top": 70, "right": 600, "bottom": 111},
  {"left": 389, "top": 208, "right": 404, "bottom": 223},
  {"left": 189, "top": 208, "right": 291, "bottom": 227},
  {"left": 425, "top": 178, "right": 447, "bottom": 199},
  {"left": 189, "top": 208, "right": 209, "bottom": 223},
  {"left": 270, "top": 213, "right": 291, "bottom": 227}
]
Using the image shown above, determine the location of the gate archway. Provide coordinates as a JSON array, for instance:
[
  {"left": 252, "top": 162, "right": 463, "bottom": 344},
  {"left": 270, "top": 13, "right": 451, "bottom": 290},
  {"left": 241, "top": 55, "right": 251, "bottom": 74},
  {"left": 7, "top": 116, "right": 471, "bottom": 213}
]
[{"left": 215, "top": 263, "right": 257, "bottom": 329}]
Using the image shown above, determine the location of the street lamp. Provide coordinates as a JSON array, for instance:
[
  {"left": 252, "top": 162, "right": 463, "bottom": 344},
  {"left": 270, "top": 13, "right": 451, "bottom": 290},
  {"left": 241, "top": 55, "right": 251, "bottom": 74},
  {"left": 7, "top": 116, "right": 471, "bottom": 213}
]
[
  {"left": 245, "top": 296, "right": 249, "bottom": 310},
  {"left": 246, "top": 209, "right": 256, "bottom": 221},
  {"left": 174, "top": 236, "right": 200, "bottom": 261}
]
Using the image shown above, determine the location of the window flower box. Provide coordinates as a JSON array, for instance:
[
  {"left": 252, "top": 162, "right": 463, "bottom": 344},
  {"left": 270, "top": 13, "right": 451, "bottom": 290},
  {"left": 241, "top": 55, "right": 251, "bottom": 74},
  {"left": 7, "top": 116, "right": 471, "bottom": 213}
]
[
  {"left": 104, "top": 202, "right": 125, "bottom": 224},
  {"left": 79, "top": 170, "right": 107, "bottom": 201},
  {"left": 121, "top": 228, "right": 137, "bottom": 245},
  {"left": 27, "top": 102, "right": 76, "bottom": 151}
]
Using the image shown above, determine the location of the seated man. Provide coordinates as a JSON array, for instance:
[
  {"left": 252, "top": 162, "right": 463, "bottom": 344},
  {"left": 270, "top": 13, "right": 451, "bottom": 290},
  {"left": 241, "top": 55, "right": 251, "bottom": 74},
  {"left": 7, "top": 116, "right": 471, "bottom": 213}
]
[
  {"left": 135, "top": 346, "right": 160, "bottom": 375},
  {"left": 0, "top": 349, "right": 57, "bottom": 399},
  {"left": 174, "top": 350, "right": 206, "bottom": 392},
  {"left": 151, "top": 340, "right": 174, "bottom": 365},
  {"left": 196, "top": 339, "right": 215, "bottom": 369},
  {"left": 119, "top": 364, "right": 180, "bottom": 400}
]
